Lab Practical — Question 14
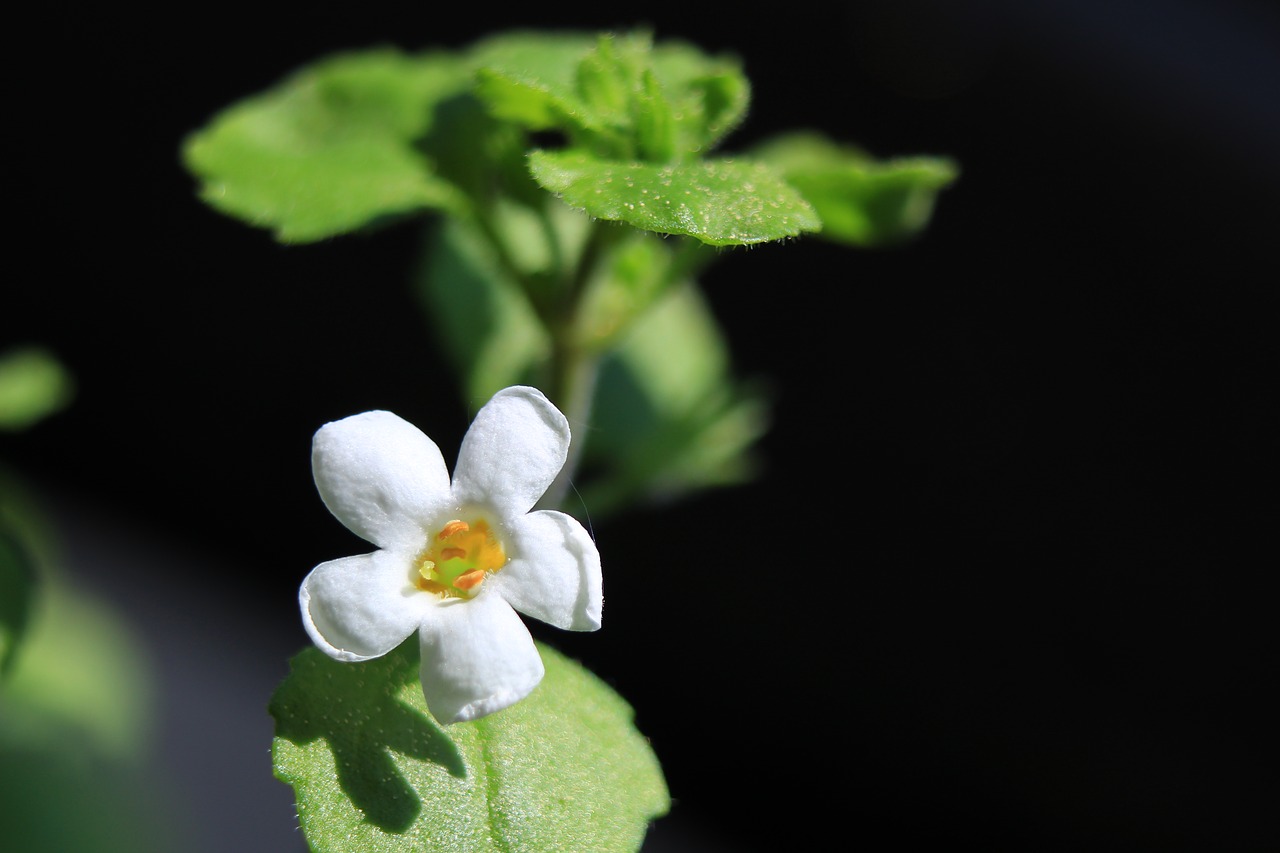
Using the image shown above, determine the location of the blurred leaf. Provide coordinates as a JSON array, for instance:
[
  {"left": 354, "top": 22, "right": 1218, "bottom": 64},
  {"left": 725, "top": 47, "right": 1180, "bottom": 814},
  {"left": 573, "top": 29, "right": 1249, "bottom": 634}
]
[
  {"left": 0, "top": 466, "right": 55, "bottom": 677},
  {"left": 0, "top": 524, "right": 35, "bottom": 676},
  {"left": 632, "top": 69, "right": 677, "bottom": 162},
  {"left": 575, "top": 33, "right": 646, "bottom": 143},
  {"left": 0, "top": 742, "right": 171, "bottom": 853},
  {"left": 575, "top": 229, "right": 688, "bottom": 352},
  {"left": 417, "top": 215, "right": 550, "bottom": 405},
  {"left": 646, "top": 40, "right": 750, "bottom": 155},
  {"left": 271, "top": 640, "right": 669, "bottom": 852},
  {"left": 418, "top": 72, "right": 553, "bottom": 214},
  {"left": 1, "top": 578, "right": 155, "bottom": 757},
  {"left": 0, "top": 576, "right": 169, "bottom": 852},
  {"left": 582, "top": 284, "right": 770, "bottom": 513},
  {"left": 182, "top": 49, "right": 470, "bottom": 243},
  {"left": 752, "top": 131, "right": 958, "bottom": 246},
  {"left": 0, "top": 347, "right": 73, "bottom": 431},
  {"left": 469, "top": 31, "right": 600, "bottom": 131},
  {"left": 530, "top": 151, "right": 820, "bottom": 245}
]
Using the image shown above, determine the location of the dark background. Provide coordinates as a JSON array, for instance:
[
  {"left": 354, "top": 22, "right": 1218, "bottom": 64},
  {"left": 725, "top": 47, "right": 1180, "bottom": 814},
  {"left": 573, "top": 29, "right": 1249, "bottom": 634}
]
[{"left": 5, "top": 1, "right": 1278, "bottom": 851}]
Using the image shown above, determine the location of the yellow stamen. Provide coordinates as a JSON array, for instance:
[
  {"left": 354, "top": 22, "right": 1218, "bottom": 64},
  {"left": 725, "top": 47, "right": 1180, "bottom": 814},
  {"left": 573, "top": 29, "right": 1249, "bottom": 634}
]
[{"left": 414, "top": 517, "right": 507, "bottom": 599}]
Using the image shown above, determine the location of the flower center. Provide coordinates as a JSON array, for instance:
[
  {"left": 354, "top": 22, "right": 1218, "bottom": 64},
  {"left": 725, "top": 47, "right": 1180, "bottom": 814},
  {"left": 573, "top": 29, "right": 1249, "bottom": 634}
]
[{"left": 415, "top": 518, "right": 507, "bottom": 599}]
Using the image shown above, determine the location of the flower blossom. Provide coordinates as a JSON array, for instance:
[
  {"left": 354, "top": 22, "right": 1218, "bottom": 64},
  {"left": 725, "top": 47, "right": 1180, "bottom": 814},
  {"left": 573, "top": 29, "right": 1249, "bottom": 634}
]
[{"left": 299, "top": 386, "right": 602, "bottom": 724}]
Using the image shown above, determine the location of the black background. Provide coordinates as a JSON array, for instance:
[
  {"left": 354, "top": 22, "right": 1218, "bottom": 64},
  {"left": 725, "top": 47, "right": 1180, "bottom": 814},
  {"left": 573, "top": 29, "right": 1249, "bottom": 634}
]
[{"left": 5, "top": 1, "right": 1278, "bottom": 851}]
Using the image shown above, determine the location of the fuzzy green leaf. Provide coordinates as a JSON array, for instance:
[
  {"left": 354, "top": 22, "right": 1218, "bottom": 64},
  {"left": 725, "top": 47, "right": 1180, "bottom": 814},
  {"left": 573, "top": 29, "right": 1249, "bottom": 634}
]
[
  {"left": 575, "top": 34, "right": 640, "bottom": 127},
  {"left": 469, "top": 31, "right": 599, "bottom": 128},
  {"left": 646, "top": 41, "right": 750, "bottom": 154},
  {"left": 753, "top": 131, "right": 958, "bottom": 246},
  {"left": 633, "top": 70, "right": 677, "bottom": 162},
  {"left": 270, "top": 640, "right": 669, "bottom": 852},
  {"left": 182, "top": 49, "right": 470, "bottom": 243},
  {"left": 529, "top": 151, "right": 819, "bottom": 245},
  {"left": 473, "top": 31, "right": 749, "bottom": 161}
]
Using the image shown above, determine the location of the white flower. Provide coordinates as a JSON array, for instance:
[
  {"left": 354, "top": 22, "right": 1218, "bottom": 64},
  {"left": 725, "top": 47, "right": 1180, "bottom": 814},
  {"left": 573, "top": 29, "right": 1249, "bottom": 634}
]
[{"left": 299, "top": 386, "right": 603, "bottom": 724}]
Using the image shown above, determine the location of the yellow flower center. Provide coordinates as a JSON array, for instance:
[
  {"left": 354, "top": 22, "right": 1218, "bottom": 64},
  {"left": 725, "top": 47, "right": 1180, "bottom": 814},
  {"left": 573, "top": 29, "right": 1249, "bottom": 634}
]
[{"left": 415, "top": 518, "right": 508, "bottom": 599}]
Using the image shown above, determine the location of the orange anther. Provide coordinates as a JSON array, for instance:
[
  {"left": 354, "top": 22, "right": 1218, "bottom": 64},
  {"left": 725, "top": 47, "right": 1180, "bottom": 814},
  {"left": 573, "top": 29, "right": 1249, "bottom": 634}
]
[
  {"left": 454, "top": 569, "right": 487, "bottom": 591},
  {"left": 437, "top": 520, "right": 470, "bottom": 540},
  {"left": 440, "top": 547, "right": 467, "bottom": 561}
]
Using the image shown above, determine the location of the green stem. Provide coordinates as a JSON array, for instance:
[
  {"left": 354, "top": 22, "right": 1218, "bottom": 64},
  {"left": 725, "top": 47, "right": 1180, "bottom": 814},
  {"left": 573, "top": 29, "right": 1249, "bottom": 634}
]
[
  {"left": 537, "top": 218, "right": 617, "bottom": 511},
  {"left": 539, "top": 346, "right": 598, "bottom": 512},
  {"left": 470, "top": 203, "right": 531, "bottom": 300}
]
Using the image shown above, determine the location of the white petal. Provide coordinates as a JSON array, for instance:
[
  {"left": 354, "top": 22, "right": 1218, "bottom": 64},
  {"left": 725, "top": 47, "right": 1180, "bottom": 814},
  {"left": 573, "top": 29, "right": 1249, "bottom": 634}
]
[
  {"left": 417, "top": 592, "right": 545, "bottom": 724},
  {"left": 312, "top": 410, "right": 453, "bottom": 551},
  {"left": 300, "top": 550, "right": 431, "bottom": 662},
  {"left": 452, "top": 387, "right": 570, "bottom": 517},
  {"left": 493, "top": 510, "right": 602, "bottom": 631}
]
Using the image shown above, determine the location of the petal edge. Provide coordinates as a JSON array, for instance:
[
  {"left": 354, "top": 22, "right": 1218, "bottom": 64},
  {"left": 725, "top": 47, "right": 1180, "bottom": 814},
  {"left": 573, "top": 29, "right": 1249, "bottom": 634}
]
[
  {"left": 300, "top": 550, "right": 429, "bottom": 662},
  {"left": 312, "top": 410, "right": 453, "bottom": 551},
  {"left": 452, "top": 387, "right": 570, "bottom": 517},
  {"left": 495, "top": 509, "right": 602, "bottom": 632},
  {"left": 417, "top": 592, "right": 545, "bottom": 724}
]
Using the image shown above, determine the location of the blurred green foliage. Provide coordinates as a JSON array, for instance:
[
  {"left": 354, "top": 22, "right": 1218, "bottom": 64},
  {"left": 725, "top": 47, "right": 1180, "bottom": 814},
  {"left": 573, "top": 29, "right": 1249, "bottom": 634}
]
[{"left": 0, "top": 347, "right": 73, "bottom": 432}]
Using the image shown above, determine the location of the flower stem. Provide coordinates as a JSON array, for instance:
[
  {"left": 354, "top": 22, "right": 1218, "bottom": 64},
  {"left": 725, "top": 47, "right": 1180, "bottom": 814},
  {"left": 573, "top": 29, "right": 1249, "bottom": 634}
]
[
  {"left": 537, "top": 218, "right": 616, "bottom": 511},
  {"left": 539, "top": 345, "right": 597, "bottom": 512}
]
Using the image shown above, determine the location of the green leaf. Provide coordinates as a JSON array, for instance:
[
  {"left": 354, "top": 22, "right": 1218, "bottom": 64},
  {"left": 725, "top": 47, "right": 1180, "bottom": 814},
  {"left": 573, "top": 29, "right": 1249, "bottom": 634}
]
[
  {"left": 647, "top": 40, "right": 750, "bottom": 154},
  {"left": 529, "top": 150, "right": 820, "bottom": 245},
  {"left": 752, "top": 131, "right": 958, "bottom": 246},
  {"left": 0, "top": 347, "right": 73, "bottom": 431},
  {"left": 473, "top": 31, "right": 750, "bottom": 162},
  {"left": 575, "top": 34, "right": 640, "bottom": 127},
  {"left": 469, "top": 31, "right": 600, "bottom": 131},
  {"left": 183, "top": 32, "right": 759, "bottom": 242},
  {"left": 182, "top": 49, "right": 470, "bottom": 243},
  {"left": 474, "top": 32, "right": 653, "bottom": 159},
  {"left": 270, "top": 640, "right": 669, "bottom": 852},
  {"left": 575, "top": 229, "right": 692, "bottom": 352},
  {"left": 632, "top": 70, "right": 677, "bottom": 162},
  {"left": 471, "top": 31, "right": 611, "bottom": 153}
]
